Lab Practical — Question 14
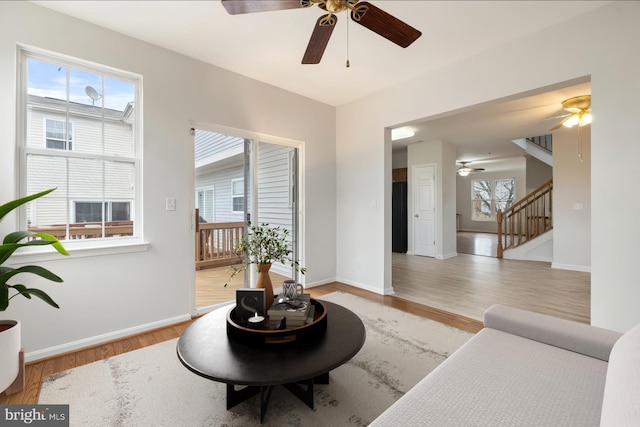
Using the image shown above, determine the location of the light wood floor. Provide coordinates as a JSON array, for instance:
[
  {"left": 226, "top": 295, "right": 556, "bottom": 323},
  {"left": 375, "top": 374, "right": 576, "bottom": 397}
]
[
  {"left": 457, "top": 231, "right": 498, "bottom": 257},
  {"left": 392, "top": 252, "right": 590, "bottom": 324},
  {"left": 0, "top": 283, "right": 482, "bottom": 405}
]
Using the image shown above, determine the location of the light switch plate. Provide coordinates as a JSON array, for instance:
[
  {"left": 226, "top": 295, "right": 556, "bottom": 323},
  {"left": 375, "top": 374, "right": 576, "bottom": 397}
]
[{"left": 166, "top": 197, "right": 176, "bottom": 211}]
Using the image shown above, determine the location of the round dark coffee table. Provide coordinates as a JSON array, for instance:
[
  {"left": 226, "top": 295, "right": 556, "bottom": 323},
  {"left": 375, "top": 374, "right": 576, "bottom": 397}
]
[{"left": 177, "top": 300, "right": 365, "bottom": 423}]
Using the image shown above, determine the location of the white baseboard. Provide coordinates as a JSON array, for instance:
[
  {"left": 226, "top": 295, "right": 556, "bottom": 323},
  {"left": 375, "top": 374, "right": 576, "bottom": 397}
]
[
  {"left": 551, "top": 262, "right": 591, "bottom": 273},
  {"left": 303, "top": 278, "right": 338, "bottom": 288},
  {"left": 334, "top": 277, "right": 390, "bottom": 295},
  {"left": 25, "top": 314, "right": 192, "bottom": 363},
  {"left": 437, "top": 252, "right": 458, "bottom": 259}
]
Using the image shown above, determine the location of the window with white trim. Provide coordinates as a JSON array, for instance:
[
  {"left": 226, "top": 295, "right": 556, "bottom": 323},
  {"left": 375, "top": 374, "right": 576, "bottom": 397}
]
[
  {"left": 231, "top": 178, "right": 244, "bottom": 213},
  {"left": 45, "top": 118, "right": 73, "bottom": 150},
  {"left": 19, "top": 47, "right": 141, "bottom": 242},
  {"left": 73, "top": 201, "right": 131, "bottom": 223},
  {"left": 472, "top": 178, "right": 515, "bottom": 221},
  {"left": 196, "top": 187, "right": 214, "bottom": 223}
]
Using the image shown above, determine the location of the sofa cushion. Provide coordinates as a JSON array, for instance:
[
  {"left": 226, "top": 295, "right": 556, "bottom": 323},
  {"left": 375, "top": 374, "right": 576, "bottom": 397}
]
[
  {"left": 370, "top": 328, "right": 609, "bottom": 426},
  {"left": 600, "top": 323, "right": 640, "bottom": 426},
  {"left": 484, "top": 304, "right": 622, "bottom": 361}
]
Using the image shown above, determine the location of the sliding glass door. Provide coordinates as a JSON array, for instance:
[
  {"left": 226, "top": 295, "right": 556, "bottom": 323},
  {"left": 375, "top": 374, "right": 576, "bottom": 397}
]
[
  {"left": 193, "top": 127, "right": 300, "bottom": 309},
  {"left": 245, "top": 139, "right": 300, "bottom": 284}
]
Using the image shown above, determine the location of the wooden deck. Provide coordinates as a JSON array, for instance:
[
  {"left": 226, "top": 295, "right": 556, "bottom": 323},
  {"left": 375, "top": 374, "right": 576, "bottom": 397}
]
[{"left": 196, "top": 265, "right": 289, "bottom": 308}]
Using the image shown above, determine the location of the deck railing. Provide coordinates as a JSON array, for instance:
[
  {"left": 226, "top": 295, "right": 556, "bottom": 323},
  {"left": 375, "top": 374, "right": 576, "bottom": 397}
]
[
  {"left": 28, "top": 221, "right": 134, "bottom": 240},
  {"left": 196, "top": 220, "right": 244, "bottom": 270},
  {"left": 497, "top": 179, "right": 553, "bottom": 258}
]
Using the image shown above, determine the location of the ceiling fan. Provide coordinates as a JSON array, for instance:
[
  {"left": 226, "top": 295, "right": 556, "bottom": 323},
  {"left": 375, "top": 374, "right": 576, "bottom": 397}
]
[
  {"left": 221, "top": 0, "right": 422, "bottom": 65},
  {"left": 549, "top": 95, "right": 592, "bottom": 131},
  {"left": 457, "top": 161, "right": 485, "bottom": 177}
]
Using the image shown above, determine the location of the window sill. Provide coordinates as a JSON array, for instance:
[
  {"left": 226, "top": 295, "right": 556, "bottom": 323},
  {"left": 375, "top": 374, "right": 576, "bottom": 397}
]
[{"left": 9, "top": 238, "right": 150, "bottom": 265}]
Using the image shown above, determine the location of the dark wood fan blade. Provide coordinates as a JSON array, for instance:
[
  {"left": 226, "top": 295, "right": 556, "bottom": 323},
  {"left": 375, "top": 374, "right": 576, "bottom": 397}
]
[
  {"left": 302, "top": 14, "right": 337, "bottom": 64},
  {"left": 221, "top": 0, "right": 303, "bottom": 15},
  {"left": 352, "top": 2, "right": 421, "bottom": 48}
]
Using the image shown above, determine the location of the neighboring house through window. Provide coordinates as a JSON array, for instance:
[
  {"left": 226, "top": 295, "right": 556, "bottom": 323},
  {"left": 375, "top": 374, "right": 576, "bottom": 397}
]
[
  {"left": 231, "top": 178, "right": 244, "bottom": 213},
  {"left": 74, "top": 201, "right": 131, "bottom": 223},
  {"left": 472, "top": 178, "right": 516, "bottom": 220},
  {"left": 196, "top": 187, "right": 214, "bottom": 223},
  {"left": 45, "top": 118, "right": 73, "bottom": 150},
  {"left": 18, "top": 47, "right": 141, "bottom": 242}
]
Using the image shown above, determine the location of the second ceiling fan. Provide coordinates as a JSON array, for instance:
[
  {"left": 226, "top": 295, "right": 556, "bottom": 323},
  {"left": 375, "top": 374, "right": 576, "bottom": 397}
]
[
  {"left": 221, "top": 0, "right": 422, "bottom": 65},
  {"left": 457, "top": 161, "right": 485, "bottom": 177}
]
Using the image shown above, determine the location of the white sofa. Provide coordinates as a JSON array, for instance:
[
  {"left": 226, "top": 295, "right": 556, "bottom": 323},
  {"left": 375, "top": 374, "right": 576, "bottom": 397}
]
[{"left": 371, "top": 304, "right": 640, "bottom": 426}]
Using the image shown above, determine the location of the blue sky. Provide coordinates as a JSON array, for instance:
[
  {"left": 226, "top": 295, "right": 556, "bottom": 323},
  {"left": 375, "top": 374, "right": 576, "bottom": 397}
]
[{"left": 27, "top": 58, "right": 135, "bottom": 112}]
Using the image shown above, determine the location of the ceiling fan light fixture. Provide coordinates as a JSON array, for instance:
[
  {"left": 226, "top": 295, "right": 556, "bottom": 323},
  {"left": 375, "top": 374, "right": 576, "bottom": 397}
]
[
  {"left": 563, "top": 115, "right": 581, "bottom": 128},
  {"left": 581, "top": 112, "right": 592, "bottom": 125},
  {"left": 458, "top": 169, "right": 471, "bottom": 177},
  {"left": 325, "top": 0, "right": 348, "bottom": 13}
]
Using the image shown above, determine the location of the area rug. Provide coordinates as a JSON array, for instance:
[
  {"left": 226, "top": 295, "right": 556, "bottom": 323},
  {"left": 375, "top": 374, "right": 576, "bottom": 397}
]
[{"left": 39, "top": 292, "right": 473, "bottom": 426}]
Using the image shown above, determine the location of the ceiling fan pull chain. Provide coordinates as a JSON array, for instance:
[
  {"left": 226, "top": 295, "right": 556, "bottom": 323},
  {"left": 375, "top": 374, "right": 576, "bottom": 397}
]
[
  {"left": 578, "top": 126, "right": 583, "bottom": 161},
  {"left": 346, "top": 16, "right": 350, "bottom": 68}
]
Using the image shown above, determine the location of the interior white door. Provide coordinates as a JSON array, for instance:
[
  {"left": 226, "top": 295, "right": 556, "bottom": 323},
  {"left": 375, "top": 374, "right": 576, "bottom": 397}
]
[{"left": 413, "top": 165, "right": 435, "bottom": 257}]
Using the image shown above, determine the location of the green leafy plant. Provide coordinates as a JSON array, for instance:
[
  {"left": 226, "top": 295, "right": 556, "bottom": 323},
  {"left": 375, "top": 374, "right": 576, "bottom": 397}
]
[
  {"left": 225, "top": 221, "right": 305, "bottom": 286},
  {"left": 0, "top": 188, "right": 69, "bottom": 311}
]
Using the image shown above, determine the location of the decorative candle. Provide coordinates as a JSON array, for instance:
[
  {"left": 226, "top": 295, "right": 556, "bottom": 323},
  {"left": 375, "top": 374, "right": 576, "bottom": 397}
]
[{"left": 247, "top": 312, "right": 264, "bottom": 328}]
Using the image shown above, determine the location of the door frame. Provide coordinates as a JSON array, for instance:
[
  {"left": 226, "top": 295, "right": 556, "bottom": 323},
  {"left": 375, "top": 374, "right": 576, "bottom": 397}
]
[{"left": 190, "top": 121, "right": 305, "bottom": 313}]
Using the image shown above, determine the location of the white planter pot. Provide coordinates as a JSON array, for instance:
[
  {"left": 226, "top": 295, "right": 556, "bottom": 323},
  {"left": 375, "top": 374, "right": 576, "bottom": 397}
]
[{"left": 0, "top": 320, "right": 21, "bottom": 393}]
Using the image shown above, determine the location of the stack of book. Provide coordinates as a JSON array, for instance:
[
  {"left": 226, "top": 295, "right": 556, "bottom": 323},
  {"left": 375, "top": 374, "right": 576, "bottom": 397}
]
[{"left": 267, "top": 294, "right": 313, "bottom": 327}]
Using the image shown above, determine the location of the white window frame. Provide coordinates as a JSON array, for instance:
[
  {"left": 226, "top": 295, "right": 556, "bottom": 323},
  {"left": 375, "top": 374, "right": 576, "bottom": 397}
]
[
  {"left": 471, "top": 178, "right": 516, "bottom": 221},
  {"left": 15, "top": 45, "right": 146, "bottom": 260},
  {"left": 231, "top": 178, "right": 244, "bottom": 213},
  {"left": 288, "top": 149, "right": 295, "bottom": 208}
]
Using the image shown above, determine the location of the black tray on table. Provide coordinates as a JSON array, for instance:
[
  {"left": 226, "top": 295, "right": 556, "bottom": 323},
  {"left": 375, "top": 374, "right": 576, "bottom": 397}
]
[{"left": 226, "top": 298, "right": 327, "bottom": 346}]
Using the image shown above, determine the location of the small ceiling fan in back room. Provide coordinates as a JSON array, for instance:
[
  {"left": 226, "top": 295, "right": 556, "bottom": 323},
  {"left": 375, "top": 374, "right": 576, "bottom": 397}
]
[
  {"left": 221, "top": 0, "right": 422, "bottom": 66},
  {"left": 457, "top": 161, "right": 485, "bottom": 177}
]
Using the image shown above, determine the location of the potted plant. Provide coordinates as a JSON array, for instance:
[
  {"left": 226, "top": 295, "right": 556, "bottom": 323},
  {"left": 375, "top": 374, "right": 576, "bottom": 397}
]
[
  {"left": 0, "top": 188, "right": 68, "bottom": 393},
  {"left": 225, "top": 221, "right": 305, "bottom": 305}
]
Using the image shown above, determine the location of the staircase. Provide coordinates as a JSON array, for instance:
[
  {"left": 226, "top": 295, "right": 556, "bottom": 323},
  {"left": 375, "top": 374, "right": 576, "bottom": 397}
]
[
  {"left": 512, "top": 134, "right": 553, "bottom": 167},
  {"left": 497, "top": 178, "right": 553, "bottom": 259}
]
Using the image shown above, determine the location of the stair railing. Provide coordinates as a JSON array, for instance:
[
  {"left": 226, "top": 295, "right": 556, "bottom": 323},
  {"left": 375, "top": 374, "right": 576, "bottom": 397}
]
[
  {"left": 526, "top": 134, "right": 553, "bottom": 152},
  {"left": 497, "top": 178, "right": 553, "bottom": 258}
]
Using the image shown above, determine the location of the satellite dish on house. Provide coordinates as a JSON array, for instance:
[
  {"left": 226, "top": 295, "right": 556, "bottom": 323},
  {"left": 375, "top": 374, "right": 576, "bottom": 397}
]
[{"left": 85, "top": 86, "right": 102, "bottom": 105}]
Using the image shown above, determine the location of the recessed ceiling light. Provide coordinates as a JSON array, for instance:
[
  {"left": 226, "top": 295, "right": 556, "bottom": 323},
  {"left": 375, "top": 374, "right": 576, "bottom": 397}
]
[{"left": 391, "top": 127, "right": 415, "bottom": 141}]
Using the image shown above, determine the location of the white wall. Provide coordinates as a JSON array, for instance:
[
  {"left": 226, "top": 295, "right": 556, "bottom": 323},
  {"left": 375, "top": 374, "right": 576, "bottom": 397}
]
[
  {"left": 0, "top": 2, "right": 336, "bottom": 359},
  {"left": 526, "top": 155, "right": 553, "bottom": 194},
  {"left": 552, "top": 128, "right": 591, "bottom": 271},
  {"left": 392, "top": 149, "right": 408, "bottom": 169},
  {"left": 455, "top": 169, "right": 526, "bottom": 233},
  {"left": 336, "top": 2, "right": 640, "bottom": 332}
]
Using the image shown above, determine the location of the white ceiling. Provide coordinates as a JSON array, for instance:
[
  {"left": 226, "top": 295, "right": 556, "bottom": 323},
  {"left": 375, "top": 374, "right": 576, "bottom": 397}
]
[{"left": 32, "top": 1, "right": 607, "bottom": 171}]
